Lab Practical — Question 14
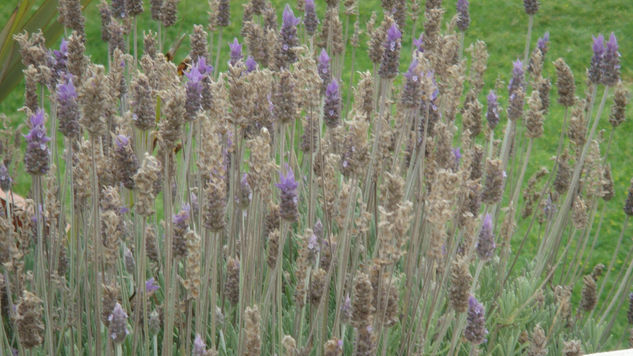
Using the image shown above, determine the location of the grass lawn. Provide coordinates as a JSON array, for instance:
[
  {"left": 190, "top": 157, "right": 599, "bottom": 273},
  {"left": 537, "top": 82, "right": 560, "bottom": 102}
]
[{"left": 1, "top": 0, "right": 632, "bottom": 350}]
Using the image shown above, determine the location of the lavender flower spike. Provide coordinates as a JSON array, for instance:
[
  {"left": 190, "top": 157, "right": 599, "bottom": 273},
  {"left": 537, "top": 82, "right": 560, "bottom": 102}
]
[
  {"left": 145, "top": 278, "right": 160, "bottom": 294},
  {"left": 318, "top": 49, "right": 331, "bottom": 90},
  {"left": 277, "top": 4, "right": 301, "bottom": 68},
  {"left": 508, "top": 58, "right": 524, "bottom": 95},
  {"left": 464, "top": 296, "right": 488, "bottom": 344},
  {"left": 589, "top": 34, "right": 605, "bottom": 84},
  {"left": 385, "top": 23, "right": 402, "bottom": 52},
  {"left": 323, "top": 78, "right": 341, "bottom": 128},
  {"left": 413, "top": 33, "right": 424, "bottom": 52},
  {"left": 245, "top": 56, "right": 257, "bottom": 72},
  {"left": 57, "top": 74, "right": 81, "bottom": 138},
  {"left": 276, "top": 166, "right": 299, "bottom": 222},
  {"left": 108, "top": 303, "right": 129, "bottom": 344},
  {"left": 379, "top": 23, "right": 402, "bottom": 79},
  {"left": 537, "top": 32, "right": 550, "bottom": 55},
  {"left": 486, "top": 90, "right": 500, "bottom": 130},
  {"left": 304, "top": 0, "right": 319, "bottom": 36},
  {"left": 24, "top": 109, "right": 51, "bottom": 176},
  {"left": 456, "top": 0, "right": 470, "bottom": 32},
  {"left": 602, "top": 32, "right": 620, "bottom": 86},
  {"left": 184, "top": 58, "right": 213, "bottom": 120},
  {"left": 229, "top": 38, "right": 242, "bottom": 66},
  {"left": 476, "top": 214, "right": 496, "bottom": 260},
  {"left": 193, "top": 334, "right": 208, "bottom": 356}
]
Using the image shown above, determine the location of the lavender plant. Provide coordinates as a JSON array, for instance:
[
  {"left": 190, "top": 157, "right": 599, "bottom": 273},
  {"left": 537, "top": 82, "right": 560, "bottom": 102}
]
[{"left": 0, "top": 0, "right": 631, "bottom": 355}]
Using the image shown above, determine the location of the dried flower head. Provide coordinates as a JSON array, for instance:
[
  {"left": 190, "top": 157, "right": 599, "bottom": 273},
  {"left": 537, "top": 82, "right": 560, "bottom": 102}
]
[
  {"left": 523, "top": 0, "right": 539, "bottom": 15},
  {"left": 609, "top": 81, "right": 629, "bottom": 128}
]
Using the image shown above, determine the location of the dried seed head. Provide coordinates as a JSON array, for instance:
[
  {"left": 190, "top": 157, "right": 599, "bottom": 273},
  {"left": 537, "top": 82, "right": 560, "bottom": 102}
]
[
  {"left": 64, "top": 0, "right": 85, "bottom": 36},
  {"left": 244, "top": 305, "right": 261, "bottom": 356},
  {"left": 580, "top": 274, "right": 597, "bottom": 312},
  {"left": 67, "top": 31, "right": 88, "bottom": 85},
  {"left": 158, "top": 88, "right": 186, "bottom": 149},
  {"left": 481, "top": 159, "right": 504, "bottom": 204},
  {"left": 523, "top": 0, "right": 539, "bottom": 15},
  {"left": 449, "top": 257, "right": 473, "bottom": 313},
  {"left": 528, "top": 324, "right": 547, "bottom": 356},
  {"left": 609, "top": 81, "right": 629, "bottom": 128},
  {"left": 554, "top": 58, "right": 576, "bottom": 108},
  {"left": 324, "top": 338, "right": 343, "bottom": 356},
  {"left": 79, "top": 65, "right": 110, "bottom": 137},
  {"left": 355, "top": 325, "right": 377, "bottom": 356},
  {"left": 134, "top": 154, "right": 161, "bottom": 216},
  {"left": 310, "top": 268, "right": 327, "bottom": 305},
  {"left": 161, "top": 0, "right": 178, "bottom": 27},
  {"left": 15, "top": 290, "right": 44, "bottom": 349},
  {"left": 190, "top": 25, "right": 209, "bottom": 63},
  {"left": 225, "top": 257, "right": 240, "bottom": 305},
  {"left": 562, "top": 340, "right": 583, "bottom": 356},
  {"left": 127, "top": 0, "right": 144, "bottom": 17},
  {"left": 525, "top": 90, "right": 544, "bottom": 138},
  {"left": 352, "top": 272, "right": 374, "bottom": 328},
  {"left": 131, "top": 73, "right": 156, "bottom": 131},
  {"left": 203, "top": 175, "right": 226, "bottom": 231},
  {"left": 151, "top": 0, "right": 163, "bottom": 21}
]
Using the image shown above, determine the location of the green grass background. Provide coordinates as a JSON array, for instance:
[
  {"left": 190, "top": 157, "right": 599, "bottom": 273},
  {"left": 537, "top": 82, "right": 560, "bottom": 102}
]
[{"left": 1, "top": 0, "right": 633, "bottom": 347}]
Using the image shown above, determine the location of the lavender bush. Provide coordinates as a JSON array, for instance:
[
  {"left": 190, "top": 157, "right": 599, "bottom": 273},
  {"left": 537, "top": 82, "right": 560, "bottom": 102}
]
[{"left": 0, "top": 0, "right": 630, "bottom": 355}]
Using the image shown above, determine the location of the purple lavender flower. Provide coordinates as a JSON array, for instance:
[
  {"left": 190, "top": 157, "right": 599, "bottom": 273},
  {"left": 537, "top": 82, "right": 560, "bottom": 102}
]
[
  {"left": 276, "top": 166, "right": 299, "bottom": 222},
  {"left": 245, "top": 56, "right": 257, "bottom": 72},
  {"left": 413, "top": 33, "right": 424, "bottom": 52},
  {"left": 24, "top": 109, "right": 50, "bottom": 176},
  {"left": 193, "top": 334, "right": 207, "bottom": 356},
  {"left": 456, "top": 0, "right": 470, "bottom": 32},
  {"left": 56, "top": 74, "right": 81, "bottom": 138},
  {"left": 402, "top": 59, "right": 421, "bottom": 108},
  {"left": 51, "top": 39, "right": 69, "bottom": 82},
  {"left": 277, "top": 4, "right": 301, "bottom": 68},
  {"left": 173, "top": 203, "right": 191, "bottom": 228},
  {"left": 145, "top": 278, "right": 160, "bottom": 294},
  {"left": 385, "top": 23, "right": 402, "bottom": 52},
  {"left": 318, "top": 48, "right": 331, "bottom": 79},
  {"left": 323, "top": 79, "right": 341, "bottom": 128},
  {"left": 318, "top": 49, "right": 331, "bottom": 93},
  {"left": 476, "top": 214, "right": 495, "bottom": 260},
  {"left": 304, "top": 0, "right": 319, "bottom": 36},
  {"left": 537, "top": 32, "right": 550, "bottom": 55},
  {"left": 508, "top": 59, "right": 524, "bottom": 95},
  {"left": 379, "top": 23, "right": 402, "bottom": 79},
  {"left": 185, "top": 58, "right": 213, "bottom": 120},
  {"left": 452, "top": 147, "right": 462, "bottom": 170},
  {"left": 229, "top": 38, "right": 242, "bottom": 66},
  {"left": 602, "top": 32, "right": 620, "bottom": 85},
  {"left": 108, "top": 303, "right": 129, "bottom": 344},
  {"left": 486, "top": 90, "right": 500, "bottom": 130},
  {"left": 589, "top": 34, "right": 605, "bottom": 84},
  {"left": 464, "top": 296, "right": 488, "bottom": 344},
  {"left": 0, "top": 163, "right": 11, "bottom": 191}
]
